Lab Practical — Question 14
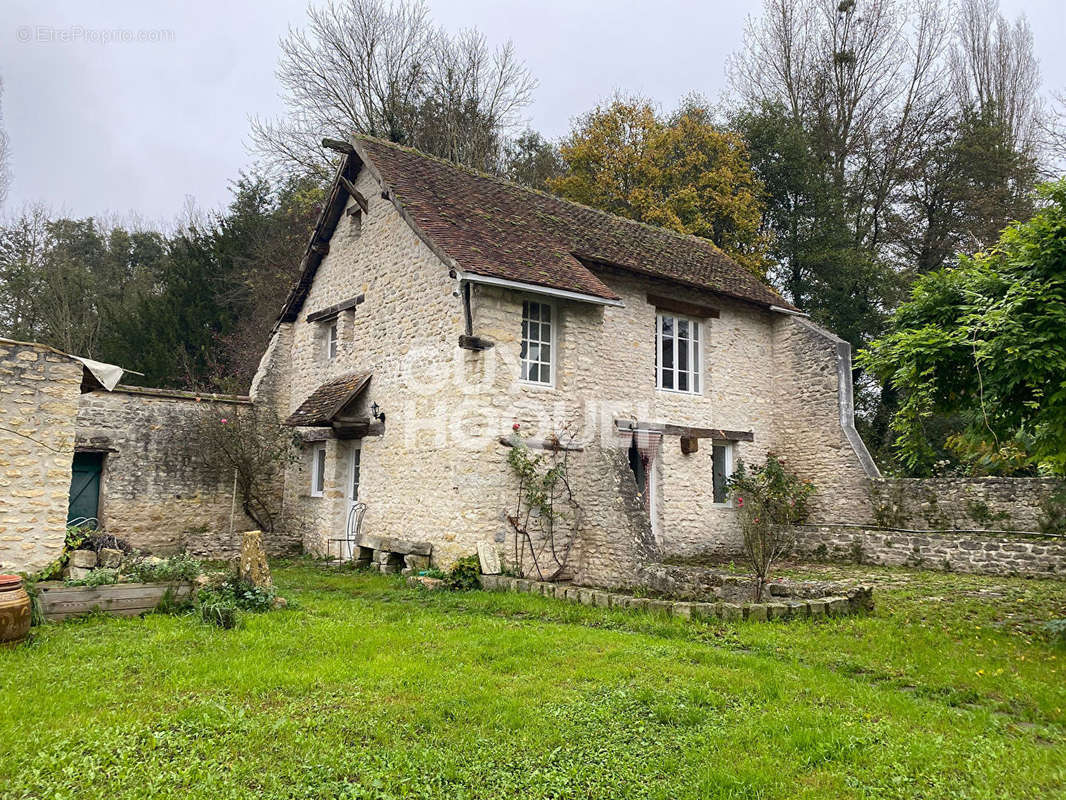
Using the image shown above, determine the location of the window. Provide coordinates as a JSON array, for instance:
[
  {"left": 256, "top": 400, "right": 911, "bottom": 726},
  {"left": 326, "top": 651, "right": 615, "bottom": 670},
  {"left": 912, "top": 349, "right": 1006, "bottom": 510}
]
[
  {"left": 712, "top": 442, "right": 734, "bottom": 505},
  {"left": 310, "top": 444, "right": 326, "bottom": 497},
  {"left": 326, "top": 319, "right": 339, "bottom": 360},
  {"left": 520, "top": 300, "right": 554, "bottom": 385},
  {"left": 656, "top": 313, "right": 701, "bottom": 393},
  {"left": 349, "top": 446, "right": 361, "bottom": 502}
]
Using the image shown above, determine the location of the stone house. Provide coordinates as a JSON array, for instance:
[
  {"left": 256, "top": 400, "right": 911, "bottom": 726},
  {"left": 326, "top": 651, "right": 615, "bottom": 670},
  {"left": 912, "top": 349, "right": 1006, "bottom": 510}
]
[{"left": 251, "top": 137, "right": 880, "bottom": 588}]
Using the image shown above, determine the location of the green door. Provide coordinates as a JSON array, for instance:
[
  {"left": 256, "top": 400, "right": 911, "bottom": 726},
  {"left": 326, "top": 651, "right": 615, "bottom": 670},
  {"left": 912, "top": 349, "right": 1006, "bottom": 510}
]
[{"left": 67, "top": 452, "right": 103, "bottom": 527}]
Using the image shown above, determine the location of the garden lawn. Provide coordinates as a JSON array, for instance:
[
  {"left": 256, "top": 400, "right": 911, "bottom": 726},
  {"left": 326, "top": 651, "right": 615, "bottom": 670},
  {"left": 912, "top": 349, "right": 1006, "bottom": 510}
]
[{"left": 1, "top": 561, "right": 1064, "bottom": 800}]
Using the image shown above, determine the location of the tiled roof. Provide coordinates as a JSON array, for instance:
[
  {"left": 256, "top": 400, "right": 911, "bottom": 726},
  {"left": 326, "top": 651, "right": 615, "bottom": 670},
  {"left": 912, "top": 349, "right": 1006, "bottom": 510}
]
[
  {"left": 284, "top": 372, "right": 371, "bottom": 427},
  {"left": 356, "top": 136, "right": 794, "bottom": 310}
]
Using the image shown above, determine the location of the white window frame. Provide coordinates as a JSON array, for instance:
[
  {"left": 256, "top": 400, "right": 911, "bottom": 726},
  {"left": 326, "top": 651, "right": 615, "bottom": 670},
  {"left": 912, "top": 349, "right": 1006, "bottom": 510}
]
[
  {"left": 655, "top": 312, "right": 702, "bottom": 394},
  {"left": 325, "top": 319, "right": 339, "bottom": 360},
  {"left": 310, "top": 444, "right": 327, "bottom": 497},
  {"left": 711, "top": 440, "right": 734, "bottom": 507},
  {"left": 348, "top": 442, "right": 361, "bottom": 504},
  {"left": 519, "top": 298, "right": 556, "bottom": 387}
]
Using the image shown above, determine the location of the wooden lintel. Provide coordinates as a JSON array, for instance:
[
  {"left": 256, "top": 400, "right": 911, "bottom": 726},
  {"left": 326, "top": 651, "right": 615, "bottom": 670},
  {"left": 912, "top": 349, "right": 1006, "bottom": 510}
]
[
  {"left": 306, "top": 294, "right": 365, "bottom": 323},
  {"left": 322, "top": 138, "right": 355, "bottom": 154},
  {"left": 332, "top": 420, "right": 384, "bottom": 440},
  {"left": 458, "top": 334, "right": 495, "bottom": 351},
  {"left": 647, "top": 293, "right": 720, "bottom": 319}
]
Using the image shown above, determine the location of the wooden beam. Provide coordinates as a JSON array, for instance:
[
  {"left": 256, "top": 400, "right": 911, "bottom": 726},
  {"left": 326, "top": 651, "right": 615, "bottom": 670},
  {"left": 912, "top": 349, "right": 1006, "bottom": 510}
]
[
  {"left": 322, "top": 138, "right": 355, "bottom": 154},
  {"left": 615, "top": 419, "right": 754, "bottom": 442},
  {"left": 647, "top": 293, "right": 720, "bottom": 319},
  {"left": 306, "top": 294, "right": 365, "bottom": 323},
  {"left": 662, "top": 424, "right": 754, "bottom": 442},
  {"left": 339, "top": 176, "right": 370, "bottom": 214},
  {"left": 458, "top": 334, "right": 495, "bottom": 351}
]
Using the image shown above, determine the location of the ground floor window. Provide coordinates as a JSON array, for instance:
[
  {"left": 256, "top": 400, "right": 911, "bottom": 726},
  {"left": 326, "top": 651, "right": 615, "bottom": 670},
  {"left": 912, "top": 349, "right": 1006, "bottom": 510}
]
[
  {"left": 310, "top": 444, "right": 326, "bottom": 497},
  {"left": 712, "top": 441, "right": 734, "bottom": 505}
]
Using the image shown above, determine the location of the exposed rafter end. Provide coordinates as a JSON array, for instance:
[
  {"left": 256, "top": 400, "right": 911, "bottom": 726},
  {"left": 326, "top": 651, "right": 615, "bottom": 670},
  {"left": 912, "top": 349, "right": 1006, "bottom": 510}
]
[
  {"left": 458, "top": 334, "right": 494, "bottom": 351},
  {"left": 322, "top": 138, "right": 355, "bottom": 154}
]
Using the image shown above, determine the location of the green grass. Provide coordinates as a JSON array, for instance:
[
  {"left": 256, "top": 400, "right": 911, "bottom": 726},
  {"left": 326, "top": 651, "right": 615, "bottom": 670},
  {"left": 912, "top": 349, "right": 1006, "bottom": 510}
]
[{"left": 1, "top": 560, "right": 1064, "bottom": 799}]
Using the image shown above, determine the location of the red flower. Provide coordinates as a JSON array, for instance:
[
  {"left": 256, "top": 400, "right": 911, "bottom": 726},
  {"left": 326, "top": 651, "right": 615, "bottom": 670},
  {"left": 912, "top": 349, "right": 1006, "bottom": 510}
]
[
  {"left": 512, "top": 422, "right": 521, "bottom": 431},
  {"left": 220, "top": 418, "right": 228, "bottom": 424},
  {"left": 736, "top": 496, "right": 744, "bottom": 507}
]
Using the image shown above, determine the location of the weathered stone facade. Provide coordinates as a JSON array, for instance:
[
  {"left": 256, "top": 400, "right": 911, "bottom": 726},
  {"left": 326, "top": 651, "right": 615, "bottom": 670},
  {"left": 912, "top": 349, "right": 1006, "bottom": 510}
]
[
  {"left": 0, "top": 340, "right": 82, "bottom": 573},
  {"left": 75, "top": 387, "right": 297, "bottom": 557},
  {"left": 252, "top": 157, "right": 880, "bottom": 588},
  {"left": 793, "top": 524, "right": 1066, "bottom": 577}
]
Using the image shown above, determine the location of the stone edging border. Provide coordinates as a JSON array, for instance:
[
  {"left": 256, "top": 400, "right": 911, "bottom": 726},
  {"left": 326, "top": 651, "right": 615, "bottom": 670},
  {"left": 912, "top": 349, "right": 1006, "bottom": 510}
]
[{"left": 479, "top": 574, "right": 873, "bottom": 621}]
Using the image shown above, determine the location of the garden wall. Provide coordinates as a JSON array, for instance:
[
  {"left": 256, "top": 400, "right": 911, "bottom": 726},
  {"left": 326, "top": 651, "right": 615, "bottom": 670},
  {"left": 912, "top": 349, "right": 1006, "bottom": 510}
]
[
  {"left": 866, "top": 477, "right": 1063, "bottom": 533},
  {"left": 75, "top": 387, "right": 297, "bottom": 557},
  {"left": 0, "top": 340, "right": 82, "bottom": 574},
  {"left": 793, "top": 524, "right": 1066, "bottom": 577}
]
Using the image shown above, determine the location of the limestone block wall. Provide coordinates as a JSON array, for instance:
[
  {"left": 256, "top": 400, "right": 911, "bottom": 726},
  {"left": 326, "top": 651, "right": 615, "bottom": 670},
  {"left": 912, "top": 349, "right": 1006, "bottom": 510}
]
[
  {"left": 75, "top": 387, "right": 297, "bottom": 556},
  {"left": 794, "top": 524, "right": 1066, "bottom": 577},
  {"left": 0, "top": 341, "right": 82, "bottom": 574},
  {"left": 770, "top": 316, "right": 879, "bottom": 525},
  {"left": 867, "top": 477, "right": 1063, "bottom": 532}
]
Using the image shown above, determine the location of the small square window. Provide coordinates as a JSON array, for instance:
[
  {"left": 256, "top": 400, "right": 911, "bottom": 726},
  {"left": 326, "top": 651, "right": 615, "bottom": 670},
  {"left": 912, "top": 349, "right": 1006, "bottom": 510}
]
[
  {"left": 520, "top": 300, "right": 554, "bottom": 386},
  {"left": 712, "top": 442, "right": 734, "bottom": 505},
  {"left": 310, "top": 445, "right": 326, "bottom": 497}
]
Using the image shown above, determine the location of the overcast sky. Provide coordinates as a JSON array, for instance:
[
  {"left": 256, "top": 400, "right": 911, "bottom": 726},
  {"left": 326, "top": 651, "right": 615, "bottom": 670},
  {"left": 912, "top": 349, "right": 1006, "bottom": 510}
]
[{"left": 2, "top": 0, "right": 1063, "bottom": 224}]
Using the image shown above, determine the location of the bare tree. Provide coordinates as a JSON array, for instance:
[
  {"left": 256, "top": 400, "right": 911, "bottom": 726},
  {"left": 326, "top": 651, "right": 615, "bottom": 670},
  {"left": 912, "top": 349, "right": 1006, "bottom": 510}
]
[
  {"left": 730, "top": 0, "right": 953, "bottom": 255},
  {"left": 0, "top": 77, "right": 11, "bottom": 208},
  {"left": 951, "top": 0, "right": 1042, "bottom": 158},
  {"left": 251, "top": 0, "right": 535, "bottom": 177}
]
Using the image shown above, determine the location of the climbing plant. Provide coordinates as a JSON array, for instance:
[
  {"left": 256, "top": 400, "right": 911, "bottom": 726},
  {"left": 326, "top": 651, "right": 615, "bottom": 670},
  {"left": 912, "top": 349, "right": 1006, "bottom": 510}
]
[{"left": 506, "top": 424, "right": 583, "bottom": 581}]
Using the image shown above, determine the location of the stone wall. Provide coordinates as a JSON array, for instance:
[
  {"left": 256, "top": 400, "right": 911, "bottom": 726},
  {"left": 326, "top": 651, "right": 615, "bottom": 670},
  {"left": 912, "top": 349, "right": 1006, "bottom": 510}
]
[
  {"left": 794, "top": 524, "right": 1066, "bottom": 577},
  {"left": 0, "top": 340, "right": 82, "bottom": 574},
  {"left": 771, "top": 316, "right": 879, "bottom": 525},
  {"left": 75, "top": 387, "right": 297, "bottom": 557},
  {"left": 867, "top": 477, "right": 1063, "bottom": 532}
]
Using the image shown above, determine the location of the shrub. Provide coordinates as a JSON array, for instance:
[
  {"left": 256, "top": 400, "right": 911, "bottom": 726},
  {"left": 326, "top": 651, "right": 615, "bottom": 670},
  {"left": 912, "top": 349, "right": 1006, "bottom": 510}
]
[
  {"left": 63, "top": 568, "right": 119, "bottom": 587},
  {"left": 728, "top": 453, "right": 815, "bottom": 601},
  {"left": 445, "top": 556, "right": 482, "bottom": 591},
  {"left": 1046, "top": 619, "right": 1066, "bottom": 648},
  {"left": 125, "top": 553, "right": 204, "bottom": 583},
  {"left": 199, "top": 578, "right": 276, "bottom": 613}
]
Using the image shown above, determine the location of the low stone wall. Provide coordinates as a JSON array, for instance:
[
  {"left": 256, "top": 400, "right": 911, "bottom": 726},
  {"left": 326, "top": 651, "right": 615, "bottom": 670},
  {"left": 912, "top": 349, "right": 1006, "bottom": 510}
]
[
  {"left": 794, "top": 524, "right": 1066, "bottom": 577},
  {"left": 640, "top": 562, "right": 861, "bottom": 603},
  {"left": 478, "top": 573, "right": 873, "bottom": 622},
  {"left": 867, "top": 477, "right": 1064, "bottom": 533},
  {"left": 76, "top": 387, "right": 297, "bottom": 558}
]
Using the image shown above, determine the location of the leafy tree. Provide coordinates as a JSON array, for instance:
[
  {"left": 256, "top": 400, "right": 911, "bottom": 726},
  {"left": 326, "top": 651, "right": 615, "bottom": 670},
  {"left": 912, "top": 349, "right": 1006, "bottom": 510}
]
[
  {"left": 550, "top": 97, "right": 769, "bottom": 275},
  {"left": 859, "top": 179, "right": 1066, "bottom": 476},
  {"left": 0, "top": 76, "right": 10, "bottom": 208},
  {"left": 500, "top": 129, "right": 562, "bottom": 191}
]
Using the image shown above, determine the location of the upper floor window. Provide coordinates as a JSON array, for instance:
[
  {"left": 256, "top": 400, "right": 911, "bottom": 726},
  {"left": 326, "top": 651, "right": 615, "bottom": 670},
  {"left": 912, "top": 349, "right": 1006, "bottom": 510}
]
[
  {"left": 656, "top": 313, "right": 701, "bottom": 393},
  {"left": 520, "top": 300, "right": 554, "bottom": 385},
  {"left": 326, "top": 319, "right": 339, "bottom": 360}
]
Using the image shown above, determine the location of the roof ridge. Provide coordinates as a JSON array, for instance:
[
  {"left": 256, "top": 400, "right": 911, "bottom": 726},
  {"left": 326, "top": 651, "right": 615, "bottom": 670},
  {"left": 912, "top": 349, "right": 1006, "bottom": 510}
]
[{"left": 352, "top": 135, "right": 777, "bottom": 285}]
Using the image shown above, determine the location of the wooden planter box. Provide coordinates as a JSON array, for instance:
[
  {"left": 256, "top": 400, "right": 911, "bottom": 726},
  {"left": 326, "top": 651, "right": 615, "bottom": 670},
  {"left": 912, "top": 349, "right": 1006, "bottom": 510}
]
[{"left": 35, "top": 581, "right": 195, "bottom": 622}]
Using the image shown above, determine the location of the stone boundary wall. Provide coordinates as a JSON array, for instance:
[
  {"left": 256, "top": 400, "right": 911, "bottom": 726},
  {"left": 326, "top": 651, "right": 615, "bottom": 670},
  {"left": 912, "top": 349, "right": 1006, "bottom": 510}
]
[
  {"left": 477, "top": 574, "right": 872, "bottom": 622},
  {"left": 794, "top": 524, "right": 1066, "bottom": 577},
  {"left": 866, "top": 477, "right": 1063, "bottom": 533},
  {"left": 76, "top": 388, "right": 296, "bottom": 558},
  {"left": 0, "top": 340, "right": 82, "bottom": 574}
]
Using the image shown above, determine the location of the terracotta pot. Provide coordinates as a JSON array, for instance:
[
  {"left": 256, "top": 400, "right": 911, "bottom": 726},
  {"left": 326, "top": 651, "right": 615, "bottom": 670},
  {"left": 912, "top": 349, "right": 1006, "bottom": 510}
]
[{"left": 0, "top": 575, "right": 32, "bottom": 645}]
